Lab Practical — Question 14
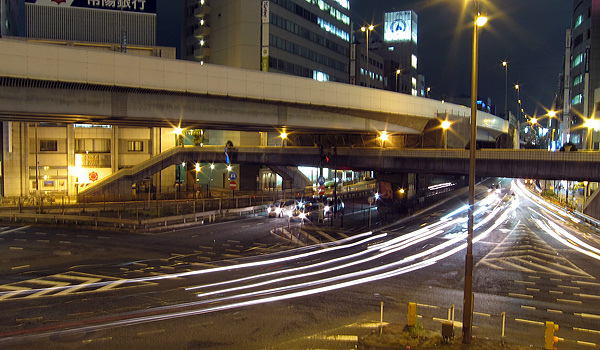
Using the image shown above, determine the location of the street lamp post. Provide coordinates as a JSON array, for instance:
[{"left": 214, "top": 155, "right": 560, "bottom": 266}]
[
  {"left": 361, "top": 25, "right": 374, "bottom": 87},
  {"left": 463, "top": 1, "right": 486, "bottom": 344},
  {"left": 515, "top": 84, "right": 521, "bottom": 123},
  {"left": 502, "top": 61, "right": 508, "bottom": 119}
]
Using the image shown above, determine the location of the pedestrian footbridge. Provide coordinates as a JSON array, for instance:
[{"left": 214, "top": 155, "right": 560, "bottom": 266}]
[{"left": 80, "top": 146, "right": 600, "bottom": 200}]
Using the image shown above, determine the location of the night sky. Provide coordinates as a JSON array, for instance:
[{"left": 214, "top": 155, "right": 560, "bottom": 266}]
[{"left": 352, "top": 0, "right": 572, "bottom": 120}]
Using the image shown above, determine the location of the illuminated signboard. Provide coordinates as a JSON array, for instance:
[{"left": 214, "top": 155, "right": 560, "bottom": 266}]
[
  {"left": 384, "top": 10, "right": 417, "bottom": 44},
  {"left": 25, "top": 0, "right": 156, "bottom": 14}
]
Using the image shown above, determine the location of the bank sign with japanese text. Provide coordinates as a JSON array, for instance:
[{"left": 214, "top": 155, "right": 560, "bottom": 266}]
[{"left": 25, "top": 0, "right": 156, "bottom": 14}]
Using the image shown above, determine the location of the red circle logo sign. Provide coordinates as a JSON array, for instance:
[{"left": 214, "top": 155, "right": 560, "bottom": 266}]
[
  {"left": 229, "top": 181, "right": 237, "bottom": 190},
  {"left": 89, "top": 171, "right": 99, "bottom": 182}
]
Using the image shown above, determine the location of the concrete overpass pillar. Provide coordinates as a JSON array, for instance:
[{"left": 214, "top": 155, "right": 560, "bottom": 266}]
[{"left": 240, "top": 164, "right": 261, "bottom": 192}]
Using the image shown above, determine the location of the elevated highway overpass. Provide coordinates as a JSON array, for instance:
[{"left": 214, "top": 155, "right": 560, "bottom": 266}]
[
  {"left": 0, "top": 39, "right": 507, "bottom": 141},
  {"left": 80, "top": 146, "right": 600, "bottom": 199}
]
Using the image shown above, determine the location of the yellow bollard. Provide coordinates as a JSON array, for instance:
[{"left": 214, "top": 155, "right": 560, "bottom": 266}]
[
  {"left": 407, "top": 302, "right": 417, "bottom": 327},
  {"left": 545, "top": 321, "right": 559, "bottom": 350}
]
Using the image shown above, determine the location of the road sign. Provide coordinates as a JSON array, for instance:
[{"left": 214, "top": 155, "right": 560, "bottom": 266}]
[
  {"left": 229, "top": 171, "right": 238, "bottom": 180},
  {"left": 229, "top": 181, "right": 237, "bottom": 190},
  {"left": 317, "top": 176, "right": 325, "bottom": 185},
  {"left": 318, "top": 185, "right": 325, "bottom": 195}
]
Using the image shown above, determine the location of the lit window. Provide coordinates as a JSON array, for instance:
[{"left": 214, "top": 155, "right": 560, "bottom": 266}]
[
  {"left": 313, "top": 71, "right": 329, "bottom": 82},
  {"left": 574, "top": 74, "right": 583, "bottom": 86},
  {"left": 573, "top": 53, "right": 584, "bottom": 68},
  {"left": 572, "top": 94, "right": 583, "bottom": 105},
  {"left": 412, "top": 77, "right": 417, "bottom": 88},
  {"left": 127, "top": 141, "right": 144, "bottom": 152},
  {"left": 574, "top": 14, "right": 583, "bottom": 29},
  {"left": 411, "top": 54, "right": 418, "bottom": 69}
]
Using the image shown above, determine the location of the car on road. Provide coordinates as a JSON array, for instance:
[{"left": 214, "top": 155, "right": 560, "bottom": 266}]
[
  {"left": 267, "top": 199, "right": 296, "bottom": 218},
  {"left": 324, "top": 197, "right": 344, "bottom": 217}
]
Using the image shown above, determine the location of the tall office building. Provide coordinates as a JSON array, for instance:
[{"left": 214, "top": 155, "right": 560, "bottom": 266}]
[
  {"left": 378, "top": 10, "right": 419, "bottom": 96},
  {"left": 570, "top": 0, "right": 599, "bottom": 149},
  {"left": 186, "top": 0, "right": 351, "bottom": 81}
]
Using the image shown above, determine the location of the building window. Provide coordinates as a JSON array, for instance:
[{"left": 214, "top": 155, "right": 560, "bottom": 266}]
[
  {"left": 127, "top": 141, "right": 144, "bottom": 152},
  {"left": 574, "top": 74, "right": 583, "bottom": 86},
  {"left": 573, "top": 53, "right": 584, "bottom": 68},
  {"left": 40, "top": 140, "right": 58, "bottom": 152},
  {"left": 574, "top": 14, "right": 583, "bottom": 29},
  {"left": 572, "top": 94, "right": 583, "bottom": 105},
  {"left": 75, "top": 139, "right": 111, "bottom": 153}
]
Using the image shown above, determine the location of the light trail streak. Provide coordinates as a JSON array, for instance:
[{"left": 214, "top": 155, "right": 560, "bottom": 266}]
[
  {"left": 0, "top": 231, "right": 383, "bottom": 299},
  {"left": 537, "top": 219, "right": 600, "bottom": 261}
]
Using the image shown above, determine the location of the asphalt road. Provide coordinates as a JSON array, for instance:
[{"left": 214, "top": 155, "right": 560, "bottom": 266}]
[{"left": 0, "top": 178, "right": 599, "bottom": 349}]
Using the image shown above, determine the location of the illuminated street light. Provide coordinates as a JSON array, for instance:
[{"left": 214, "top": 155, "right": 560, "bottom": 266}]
[
  {"left": 396, "top": 69, "right": 402, "bottom": 93},
  {"left": 530, "top": 117, "right": 538, "bottom": 125},
  {"left": 441, "top": 120, "right": 451, "bottom": 149},
  {"left": 227, "top": 165, "right": 232, "bottom": 172},
  {"left": 548, "top": 110, "right": 556, "bottom": 118},
  {"left": 585, "top": 118, "right": 600, "bottom": 149},
  {"left": 379, "top": 131, "right": 389, "bottom": 148},
  {"left": 379, "top": 131, "right": 389, "bottom": 142},
  {"left": 173, "top": 126, "right": 184, "bottom": 147},
  {"left": 464, "top": 1, "right": 486, "bottom": 344}
]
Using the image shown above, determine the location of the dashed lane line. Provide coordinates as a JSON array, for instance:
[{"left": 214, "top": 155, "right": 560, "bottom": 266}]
[
  {"left": 509, "top": 293, "right": 533, "bottom": 299},
  {"left": 574, "top": 293, "right": 600, "bottom": 299},
  {"left": 574, "top": 327, "right": 600, "bottom": 335},
  {"left": 575, "top": 313, "right": 600, "bottom": 320},
  {"left": 557, "top": 298, "right": 582, "bottom": 304},
  {"left": 515, "top": 318, "right": 544, "bottom": 326}
]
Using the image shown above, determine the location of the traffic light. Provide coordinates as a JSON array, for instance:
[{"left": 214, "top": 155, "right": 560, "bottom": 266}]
[{"left": 545, "top": 321, "right": 559, "bottom": 350}]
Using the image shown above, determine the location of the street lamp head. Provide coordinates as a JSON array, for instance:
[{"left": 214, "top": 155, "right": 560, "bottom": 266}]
[
  {"left": 280, "top": 132, "right": 288, "bottom": 140},
  {"left": 195, "top": 163, "right": 201, "bottom": 172},
  {"left": 502, "top": 61, "right": 507, "bottom": 67},
  {"left": 441, "top": 120, "right": 451, "bottom": 130},
  {"left": 173, "top": 126, "right": 183, "bottom": 135},
  {"left": 396, "top": 69, "right": 401, "bottom": 75},
  {"left": 227, "top": 165, "right": 232, "bottom": 172},
  {"left": 548, "top": 110, "right": 556, "bottom": 118},
  {"left": 585, "top": 118, "right": 600, "bottom": 131},
  {"left": 530, "top": 117, "right": 538, "bottom": 125},
  {"left": 515, "top": 84, "right": 519, "bottom": 90},
  {"left": 210, "top": 163, "right": 215, "bottom": 170},
  {"left": 476, "top": 13, "right": 488, "bottom": 27},
  {"left": 379, "top": 131, "right": 389, "bottom": 142}
]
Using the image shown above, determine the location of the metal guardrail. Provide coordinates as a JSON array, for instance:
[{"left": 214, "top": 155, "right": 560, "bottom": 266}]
[{"left": 0, "top": 204, "right": 268, "bottom": 231}]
